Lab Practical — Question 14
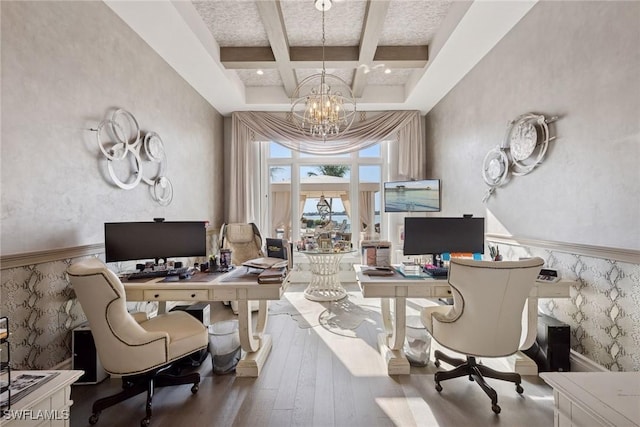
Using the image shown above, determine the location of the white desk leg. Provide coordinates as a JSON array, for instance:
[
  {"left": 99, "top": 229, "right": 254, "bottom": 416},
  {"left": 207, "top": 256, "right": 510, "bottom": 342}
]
[
  {"left": 236, "top": 297, "right": 272, "bottom": 377},
  {"left": 378, "top": 295, "right": 410, "bottom": 375},
  {"left": 513, "top": 296, "right": 540, "bottom": 375}
]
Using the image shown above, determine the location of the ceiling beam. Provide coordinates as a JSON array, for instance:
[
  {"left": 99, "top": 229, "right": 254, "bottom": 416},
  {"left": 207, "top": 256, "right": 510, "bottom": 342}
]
[
  {"left": 352, "top": 0, "right": 390, "bottom": 97},
  {"left": 255, "top": 0, "right": 297, "bottom": 96},
  {"left": 221, "top": 46, "right": 425, "bottom": 70}
]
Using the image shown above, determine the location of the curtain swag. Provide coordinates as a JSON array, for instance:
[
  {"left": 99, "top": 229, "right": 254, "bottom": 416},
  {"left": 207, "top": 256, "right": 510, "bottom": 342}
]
[
  {"left": 229, "top": 110, "right": 425, "bottom": 224},
  {"left": 233, "top": 110, "right": 422, "bottom": 157}
]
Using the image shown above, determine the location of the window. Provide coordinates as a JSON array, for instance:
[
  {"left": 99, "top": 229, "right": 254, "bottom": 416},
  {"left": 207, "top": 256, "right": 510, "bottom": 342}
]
[{"left": 259, "top": 142, "right": 386, "bottom": 245}]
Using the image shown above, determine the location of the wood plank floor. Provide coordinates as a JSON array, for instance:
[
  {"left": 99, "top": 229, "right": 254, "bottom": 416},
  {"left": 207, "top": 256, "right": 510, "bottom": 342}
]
[{"left": 70, "top": 284, "right": 556, "bottom": 427}]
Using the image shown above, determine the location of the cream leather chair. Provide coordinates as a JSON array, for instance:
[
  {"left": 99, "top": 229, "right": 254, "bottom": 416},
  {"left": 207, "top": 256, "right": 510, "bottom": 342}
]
[
  {"left": 421, "top": 257, "right": 544, "bottom": 414},
  {"left": 220, "top": 222, "right": 264, "bottom": 313},
  {"left": 67, "top": 258, "right": 208, "bottom": 427}
]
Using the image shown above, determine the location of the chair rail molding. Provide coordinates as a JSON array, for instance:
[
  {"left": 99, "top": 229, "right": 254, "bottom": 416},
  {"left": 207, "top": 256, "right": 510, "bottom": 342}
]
[
  {"left": 485, "top": 233, "right": 640, "bottom": 264},
  {"left": 0, "top": 244, "right": 105, "bottom": 270}
]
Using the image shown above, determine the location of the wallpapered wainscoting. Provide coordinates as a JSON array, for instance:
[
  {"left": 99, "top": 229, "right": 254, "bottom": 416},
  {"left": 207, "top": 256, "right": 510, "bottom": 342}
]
[
  {"left": 1, "top": 246, "right": 639, "bottom": 372},
  {"left": 494, "top": 243, "right": 640, "bottom": 372}
]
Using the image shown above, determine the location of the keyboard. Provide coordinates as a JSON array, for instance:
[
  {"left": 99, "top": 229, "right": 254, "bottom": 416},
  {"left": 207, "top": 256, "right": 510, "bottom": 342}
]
[
  {"left": 423, "top": 266, "right": 449, "bottom": 278},
  {"left": 128, "top": 267, "right": 187, "bottom": 280}
]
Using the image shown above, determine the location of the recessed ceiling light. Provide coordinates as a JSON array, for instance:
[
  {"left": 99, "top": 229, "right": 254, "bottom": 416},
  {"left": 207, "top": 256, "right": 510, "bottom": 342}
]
[
  {"left": 256, "top": 69, "right": 264, "bottom": 75},
  {"left": 384, "top": 68, "right": 391, "bottom": 74}
]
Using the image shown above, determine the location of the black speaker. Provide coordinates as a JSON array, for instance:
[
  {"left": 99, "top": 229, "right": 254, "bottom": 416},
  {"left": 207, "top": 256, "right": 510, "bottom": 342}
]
[
  {"left": 170, "top": 302, "right": 210, "bottom": 326},
  {"left": 524, "top": 313, "right": 570, "bottom": 372},
  {"left": 72, "top": 325, "right": 108, "bottom": 384}
]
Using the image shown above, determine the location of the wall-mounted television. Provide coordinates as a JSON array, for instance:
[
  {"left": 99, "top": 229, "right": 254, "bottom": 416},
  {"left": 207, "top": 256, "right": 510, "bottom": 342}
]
[
  {"left": 384, "top": 179, "right": 441, "bottom": 212},
  {"left": 104, "top": 221, "right": 207, "bottom": 264}
]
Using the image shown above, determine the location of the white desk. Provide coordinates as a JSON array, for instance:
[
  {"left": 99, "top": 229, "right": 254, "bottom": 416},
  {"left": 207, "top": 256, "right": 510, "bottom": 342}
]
[
  {"left": 3, "top": 370, "right": 83, "bottom": 427},
  {"left": 354, "top": 265, "right": 573, "bottom": 375},
  {"left": 540, "top": 372, "right": 640, "bottom": 427},
  {"left": 123, "top": 268, "right": 288, "bottom": 377}
]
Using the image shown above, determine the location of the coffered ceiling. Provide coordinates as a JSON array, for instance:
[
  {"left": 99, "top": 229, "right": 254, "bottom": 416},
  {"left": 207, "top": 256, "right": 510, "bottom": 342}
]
[{"left": 104, "top": 0, "right": 538, "bottom": 115}]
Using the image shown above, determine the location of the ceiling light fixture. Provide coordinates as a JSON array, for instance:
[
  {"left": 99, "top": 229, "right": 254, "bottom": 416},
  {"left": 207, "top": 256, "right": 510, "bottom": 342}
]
[
  {"left": 256, "top": 69, "right": 264, "bottom": 75},
  {"left": 291, "top": 0, "right": 356, "bottom": 141}
]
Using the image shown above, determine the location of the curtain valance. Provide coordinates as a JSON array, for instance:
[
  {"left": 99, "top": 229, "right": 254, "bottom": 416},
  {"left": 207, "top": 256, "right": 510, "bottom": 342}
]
[{"left": 233, "top": 110, "right": 421, "bottom": 157}]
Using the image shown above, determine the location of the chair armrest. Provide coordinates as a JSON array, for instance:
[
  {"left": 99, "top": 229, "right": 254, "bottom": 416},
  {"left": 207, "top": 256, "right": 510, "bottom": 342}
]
[{"left": 131, "top": 311, "right": 149, "bottom": 323}]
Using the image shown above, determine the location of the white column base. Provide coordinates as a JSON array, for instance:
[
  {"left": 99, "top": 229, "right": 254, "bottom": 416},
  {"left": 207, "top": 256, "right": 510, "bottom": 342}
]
[
  {"left": 236, "top": 334, "right": 272, "bottom": 377},
  {"left": 377, "top": 333, "right": 410, "bottom": 375}
]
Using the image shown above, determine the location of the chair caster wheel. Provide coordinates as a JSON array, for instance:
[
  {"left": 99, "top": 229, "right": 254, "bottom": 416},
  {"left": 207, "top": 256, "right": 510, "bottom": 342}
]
[
  {"left": 435, "top": 383, "right": 443, "bottom": 392},
  {"left": 89, "top": 413, "right": 100, "bottom": 425},
  {"left": 516, "top": 384, "right": 524, "bottom": 394},
  {"left": 492, "top": 404, "right": 501, "bottom": 414},
  {"left": 191, "top": 383, "right": 199, "bottom": 394},
  {"left": 141, "top": 417, "right": 150, "bottom": 427},
  {"left": 434, "top": 360, "right": 440, "bottom": 368}
]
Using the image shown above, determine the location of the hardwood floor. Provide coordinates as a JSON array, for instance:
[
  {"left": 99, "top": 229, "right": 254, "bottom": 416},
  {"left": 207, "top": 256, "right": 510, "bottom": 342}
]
[{"left": 70, "top": 284, "right": 555, "bottom": 427}]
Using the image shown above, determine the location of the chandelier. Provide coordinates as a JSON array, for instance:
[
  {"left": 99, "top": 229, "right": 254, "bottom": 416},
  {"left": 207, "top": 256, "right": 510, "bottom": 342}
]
[{"left": 291, "top": 0, "right": 356, "bottom": 141}]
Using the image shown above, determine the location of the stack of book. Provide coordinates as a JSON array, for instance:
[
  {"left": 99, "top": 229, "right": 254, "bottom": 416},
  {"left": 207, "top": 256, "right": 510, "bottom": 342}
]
[
  {"left": 396, "top": 262, "right": 422, "bottom": 277},
  {"left": 257, "top": 267, "right": 287, "bottom": 284}
]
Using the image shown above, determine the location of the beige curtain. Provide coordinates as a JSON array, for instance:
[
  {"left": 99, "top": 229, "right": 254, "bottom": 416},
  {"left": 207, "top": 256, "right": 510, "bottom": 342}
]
[
  {"left": 270, "top": 191, "right": 291, "bottom": 239},
  {"left": 359, "top": 191, "right": 374, "bottom": 232},
  {"left": 234, "top": 110, "right": 422, "bottom": 156},
  {"left": 229, "top": 114, "right": 258, "bottom": 223},
  {"left": 229, "top": 110, "right": 425, "bottom": 224},
  {"left": 397, "top": 113, "right": 425, "bottom": 180}
]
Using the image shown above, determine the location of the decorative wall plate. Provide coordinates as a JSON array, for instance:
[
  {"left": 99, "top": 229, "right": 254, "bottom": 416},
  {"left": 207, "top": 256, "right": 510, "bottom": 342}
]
[
  {"left": 503, "top": 113, "right": 557, "bottom": 176},
  {"left": 482, "top": 112, "right": 558, "bottom": 202}
]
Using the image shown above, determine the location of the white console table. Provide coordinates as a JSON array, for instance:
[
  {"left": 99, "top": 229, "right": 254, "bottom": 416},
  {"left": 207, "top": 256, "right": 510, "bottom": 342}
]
[
  {"left": 3, "top": 370, "right": 84, "bottom": 427},
  {"left": 540, "top": 372, "right": 640, "bottom": 427}
]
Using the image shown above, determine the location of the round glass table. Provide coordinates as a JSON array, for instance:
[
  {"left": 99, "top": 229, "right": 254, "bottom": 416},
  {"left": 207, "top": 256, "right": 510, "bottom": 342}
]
[{"left": 298, "top": 249, "right": 356, "bottom": 301}]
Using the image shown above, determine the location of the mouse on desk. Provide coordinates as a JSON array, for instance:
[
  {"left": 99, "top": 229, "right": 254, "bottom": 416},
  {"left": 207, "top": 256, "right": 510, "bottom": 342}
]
[{"left": 179, "top": 273, "right": 192, "bottom": 280}]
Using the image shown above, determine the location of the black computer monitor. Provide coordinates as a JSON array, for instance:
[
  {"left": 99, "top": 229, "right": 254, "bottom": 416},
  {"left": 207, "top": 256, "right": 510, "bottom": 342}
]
[
  {"left": 403, "top": 217, "right": 485, "bottom": 256},
  {"left": 104, "top": 221, "right": 207, "bottom": 264}
]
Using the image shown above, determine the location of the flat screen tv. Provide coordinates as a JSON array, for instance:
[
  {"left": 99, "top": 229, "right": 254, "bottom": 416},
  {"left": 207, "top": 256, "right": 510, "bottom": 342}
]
[
  {"left": 403, "top": 217, "right": 485, "bottom": 256},
  {"left": 104, "top": 221, "right": 207, "bottom": 264},
  {"left": 384, "top": 179, "right": 440, "bottom": 212}
]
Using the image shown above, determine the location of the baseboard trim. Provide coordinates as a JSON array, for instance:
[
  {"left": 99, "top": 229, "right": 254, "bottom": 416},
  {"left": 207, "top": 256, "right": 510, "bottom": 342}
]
[{"left": 569, "top": 350, "right": 608, "bottom": 372}]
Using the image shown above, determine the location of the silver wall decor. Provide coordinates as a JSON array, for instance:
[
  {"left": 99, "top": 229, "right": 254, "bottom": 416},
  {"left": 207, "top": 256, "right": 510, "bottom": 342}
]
[
  {"left": 483, "top": 112, "right": 558, "bottom": 202},
  {"left": 93, "top": 108, "right": 173, "bottom": 205}
]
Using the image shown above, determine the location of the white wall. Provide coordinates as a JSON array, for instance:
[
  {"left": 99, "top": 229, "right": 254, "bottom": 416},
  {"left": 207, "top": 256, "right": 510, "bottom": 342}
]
[
  {"left": 425, "top": 1, "right": 639, "bottom": 251},
  {"left": 1, "top": 1, "right": 225, "bottom": 256}
]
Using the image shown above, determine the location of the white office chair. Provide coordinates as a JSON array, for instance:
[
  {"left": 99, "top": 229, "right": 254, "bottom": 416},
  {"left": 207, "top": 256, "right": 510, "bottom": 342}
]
[
  {"left": 220, "top": 222, "right": 264, "bottom": 313},
  {"left": 67, "top": 258, "right": 208, "bottom": 426},
  {"left": 421, "top": 257, "right": 544, "bottom": 414}
]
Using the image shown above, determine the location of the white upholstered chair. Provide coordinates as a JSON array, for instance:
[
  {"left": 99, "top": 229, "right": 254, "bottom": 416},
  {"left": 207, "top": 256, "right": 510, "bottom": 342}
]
[
  {"left": 220, "top": 222, "right": 264, "bottom": 313},
  {"left": 67, "top": 258, "right": 208, "bottom": 427},
  {"left": 421, "top": 257, "right": 544, "bottom": 414}
]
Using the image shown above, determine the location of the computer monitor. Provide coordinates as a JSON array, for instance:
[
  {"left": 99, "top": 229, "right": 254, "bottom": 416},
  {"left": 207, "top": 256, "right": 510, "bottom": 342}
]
[
  {"left": 104, "top": 221, "right": 207, "bottom": 264},
  {"left": 403, "top": 217, "right": 485, "bottom": 256}
]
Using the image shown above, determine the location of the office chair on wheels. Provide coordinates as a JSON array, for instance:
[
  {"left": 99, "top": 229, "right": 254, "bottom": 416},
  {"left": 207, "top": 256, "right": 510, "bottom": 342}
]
[
  {"left": 67, "top": 258, "right": 208, "bottom": 427},
  {"left": 421, "top": 257, "right": 544, "bottom": 414}
]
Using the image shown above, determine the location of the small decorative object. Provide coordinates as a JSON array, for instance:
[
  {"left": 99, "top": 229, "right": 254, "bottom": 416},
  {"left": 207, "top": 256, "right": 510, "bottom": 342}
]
[
  {"left": 483, "top": 112, "right": 558, "bottom": 202},
  {"left": 91, "top": 108, "right": 173, "bottom": 206}
]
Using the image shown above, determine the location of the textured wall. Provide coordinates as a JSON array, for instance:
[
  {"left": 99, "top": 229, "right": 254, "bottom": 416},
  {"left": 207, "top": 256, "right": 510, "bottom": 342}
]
[
  {"left": 424, "top": 2, "right": 640, "bottom": 371},
  {"left": 1, "top": 1, "right": 224, "bottom": 368},
  {"left": 495, "top": 244, "right": 640, "bottom": 372},
  {"left": 1, "top": 1, "right": 225, "bottom": 256},
  {"left": 425, "top": 1, "right": 639, "bottom": 250}
]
